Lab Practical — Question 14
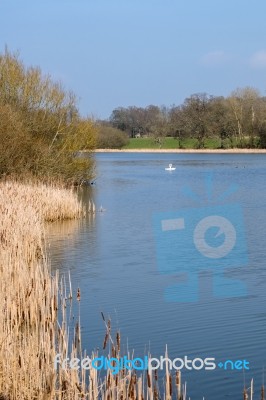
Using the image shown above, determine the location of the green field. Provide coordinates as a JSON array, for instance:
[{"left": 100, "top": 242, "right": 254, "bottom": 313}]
[{"left": 123, "top": 137, "right": 223, "bottom": 150}]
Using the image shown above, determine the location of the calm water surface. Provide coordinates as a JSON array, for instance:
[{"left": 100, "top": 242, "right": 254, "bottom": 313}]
[{"left": 48, "top": 153, "right": 266, "bottom": 399}]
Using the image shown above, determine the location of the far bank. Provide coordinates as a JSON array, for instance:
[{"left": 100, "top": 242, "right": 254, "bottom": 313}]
[{"left": 93, "top": 148, "right": 266, "bottom": 154}]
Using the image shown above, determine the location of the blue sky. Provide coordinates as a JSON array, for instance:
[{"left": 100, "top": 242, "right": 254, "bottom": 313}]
[{"left": 1, "top": 0, "right": 266, "bottom": 119}]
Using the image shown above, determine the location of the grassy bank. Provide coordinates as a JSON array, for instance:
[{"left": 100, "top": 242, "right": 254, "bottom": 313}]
[
  {"left": 95, "top": 148, "right": 266, "bottom": 153},
  {"left": 123, "top": 137, "right": 197, "bottom": 149},
  {"left": 121, "top": 137, "right": 263, "bottom": 150}
]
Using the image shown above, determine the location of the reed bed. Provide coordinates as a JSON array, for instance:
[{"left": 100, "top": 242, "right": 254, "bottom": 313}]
[
  {"left": 0, "top": 180, "right": 188, "bottom": 400},
  {"left": 0, "top": 181, "right": 84, "bottom": 399},
  {"left": 0, "top": 181, "right": 263, "bottom": 399},
  {"left": 0, "top": 181, "right": 85, "bottom": 222}
]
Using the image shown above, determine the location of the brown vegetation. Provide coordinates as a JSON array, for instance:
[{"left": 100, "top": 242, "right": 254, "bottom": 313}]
[
  {"left": 0, "top": 181, "right": 85, "bottom": 399},
  {"left": 0, "top": 181, "right": 188, "bottom": 399},
  {"left": 0, "top": 49, "right": 97, "bottom": 184},
  {"left": 0, "top": 182, "right": 262, "bottom": 399}
]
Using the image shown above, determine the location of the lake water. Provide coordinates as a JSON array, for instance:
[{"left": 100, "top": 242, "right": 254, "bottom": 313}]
[{"left": 48, "top": 152, "right": 266, "bottom": 399}]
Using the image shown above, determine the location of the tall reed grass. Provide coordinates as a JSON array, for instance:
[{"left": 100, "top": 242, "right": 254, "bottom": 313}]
[
  {"left": 0, "top": 181, "right": 262, "bottom": 399},
  {"left": 0, "top": 181, "right": 188, "bottom": 400},
  {"left": 0, "top": 181, "right": 84, "bottom": 399}
]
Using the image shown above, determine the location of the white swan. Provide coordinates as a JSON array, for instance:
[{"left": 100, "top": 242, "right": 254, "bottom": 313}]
[{"left": 165, "top": 163, "right": 176, "bottom": 171}]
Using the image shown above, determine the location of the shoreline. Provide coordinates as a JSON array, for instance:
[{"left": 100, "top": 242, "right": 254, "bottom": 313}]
[{"left": 94, "top": 148, "right": 266, "bottom": 154}]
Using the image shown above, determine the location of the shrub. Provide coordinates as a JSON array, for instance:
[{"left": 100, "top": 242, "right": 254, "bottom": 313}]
[
  {"left": 96, "top": 125, "right": 129, "bottom": 149},
  {"left": 0, "top": 49, "right": 97, "bottom": 184}
]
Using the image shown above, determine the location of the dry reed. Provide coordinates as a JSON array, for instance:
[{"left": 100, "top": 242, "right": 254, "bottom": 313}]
[
  {"left": 0, "top": 181, "right": 262, "bottom": 399},
  {"left": 0, "top": 181, "right": 85, "bottom": 399},
  {"left": 0, "top": 181, "right": 85, "bottom": 222},
  {"left": 2, "top": 181, "right": 182, "bottom": 400}
]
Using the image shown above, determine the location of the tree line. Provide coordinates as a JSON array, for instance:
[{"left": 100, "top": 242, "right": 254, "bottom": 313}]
[
  {"left": 98, "top": 89, "right": 266, "bottom": 148},
  {"left": 2, "top": 49, "right": 265, "bottom": 160},
  {"left": 0, "top": 49, "right": 97, "bottom": 184}
]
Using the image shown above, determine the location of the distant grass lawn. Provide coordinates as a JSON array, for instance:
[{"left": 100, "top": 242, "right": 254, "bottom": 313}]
[{"left": 123, "top": 137, "right": 222, "bottom": 149}]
